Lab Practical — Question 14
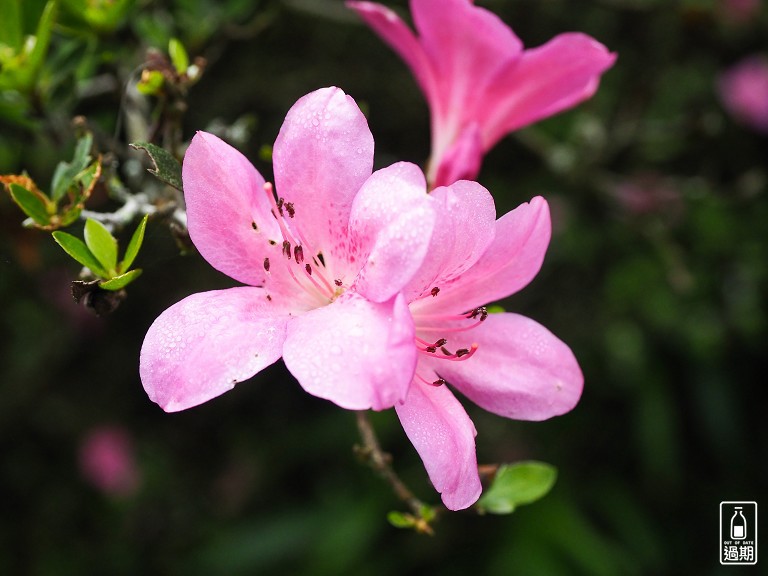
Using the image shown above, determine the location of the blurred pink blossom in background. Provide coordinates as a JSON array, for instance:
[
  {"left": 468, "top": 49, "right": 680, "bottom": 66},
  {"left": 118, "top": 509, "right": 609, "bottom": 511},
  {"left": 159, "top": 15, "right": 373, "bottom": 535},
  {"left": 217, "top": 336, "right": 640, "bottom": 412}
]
[
  {"left": 718, "top": 0, "right": 762, "bottom": 23},
  {"left": 79, "top": 425, "right": 141, "bottom": 496},
  {"left": 348, "top": 0, "right": 615, "bottom": 188},
  {"left": 718, "top": 55, "right": 768, "bottom": 133}
]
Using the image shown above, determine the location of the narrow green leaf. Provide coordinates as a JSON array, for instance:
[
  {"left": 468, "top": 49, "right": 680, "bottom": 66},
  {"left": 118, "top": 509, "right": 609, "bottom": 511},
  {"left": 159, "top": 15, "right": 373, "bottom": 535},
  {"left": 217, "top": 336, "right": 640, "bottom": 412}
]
[
  {"left": 52, "top": 230, "right": 109, "bottom": 278},
  {"left": 129, "top": 142, "right": 183, "bottom": 191},
  {"left": 0, "top": 0, "right": 23, "bottom": 50},
  {"left": 50, "top": 161, "right": 71, "bottom": 202},
  {"left": 51, "top": 134, "right": 93, "bottom": 202},
  {"left": 84, "top": 218, "right": 118, "bottom": 274},
  {"left": 8, "top": 183, "right": 50, "bottom": 225},
  {"left": 477, "top": 461, "right": 557, "bottom": 515},
  {"left": 386, "top": 511, "right": 415, "bottom": 529},
  {"left": 419, "top": 505, "right": 437, "bottom": 523},
  {"left": 72, "top": 132, "right": 93, "bottom": 171},
  {"left": 119, "top": 214, "right": 148, "bottom": 273},
  {"left": 22, "top": 0, "right": 57, "bottom": 89},
  {"left": 168, "top": 37, "right": 189, "bottom": 74},
  {"left": 99, "top": 268, "right": 142, "bottom": 291}
]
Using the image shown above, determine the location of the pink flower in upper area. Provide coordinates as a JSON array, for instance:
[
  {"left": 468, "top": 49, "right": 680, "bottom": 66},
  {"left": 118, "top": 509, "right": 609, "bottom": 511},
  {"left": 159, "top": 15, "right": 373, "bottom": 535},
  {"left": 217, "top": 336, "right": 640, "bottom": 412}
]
[
  {"left": 347, "top": 0, "right": 616, "bottom": 188},
  {"left": 718, "top": 55, "right": 768, "bottom": 134},
  {"left": 140, "top": 87, "right": 582, "bottom": 510},
  {"left": 718, "top": 0, "right": 761, "bottom": 24},
  {"left": 79, "top": 425, "right": 141, "bottom": 497}
]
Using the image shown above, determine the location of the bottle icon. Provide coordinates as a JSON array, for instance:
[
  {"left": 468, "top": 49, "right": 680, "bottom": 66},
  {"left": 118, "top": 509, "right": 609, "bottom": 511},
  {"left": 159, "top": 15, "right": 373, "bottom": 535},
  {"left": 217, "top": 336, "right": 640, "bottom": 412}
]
[{"left": 731, "top": 507, "right": 747, "bottom": 540}]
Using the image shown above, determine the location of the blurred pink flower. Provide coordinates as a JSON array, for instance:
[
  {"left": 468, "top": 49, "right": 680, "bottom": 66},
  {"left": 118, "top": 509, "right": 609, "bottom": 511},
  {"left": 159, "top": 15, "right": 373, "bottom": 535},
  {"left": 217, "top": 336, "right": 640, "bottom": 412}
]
[
  {"left": 609, "top": 173, "right": 683, "bottom": 218},
  {"left": 140, "top": 87, "right": 582, "bottom": 510},
  {"left": 348, "top": 0, "right": 616, "bottom": 188},
  {"left": 718, "top": 55, "right": 768, "bottom": 133},
  {"left": 718, "top": 0, "right": 761, "bottom": 23},
  {"left": 79, "top": 426, "right": 140, "bottom": 496}
]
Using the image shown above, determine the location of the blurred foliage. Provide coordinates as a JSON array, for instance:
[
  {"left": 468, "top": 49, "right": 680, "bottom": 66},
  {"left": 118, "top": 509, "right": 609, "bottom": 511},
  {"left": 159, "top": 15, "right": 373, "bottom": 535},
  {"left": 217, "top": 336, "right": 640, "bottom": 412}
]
[{"left": 1, "top": 0, "right": 766, "bottom": 575}]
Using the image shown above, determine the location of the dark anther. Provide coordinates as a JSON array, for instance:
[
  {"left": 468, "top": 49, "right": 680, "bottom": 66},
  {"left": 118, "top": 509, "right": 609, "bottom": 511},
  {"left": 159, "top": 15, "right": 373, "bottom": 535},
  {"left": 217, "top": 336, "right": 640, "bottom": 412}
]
[
  {"left": 282, "top": 240, "right": 292, "bottom": 259},
  {"left": 294, "top": 245, "right": 304, "bottom": 264},
  {"left": 456, "top": 348, "right": 470, "bottom": 358},
  {"left": 305, "top": 264, "right": 312, "bottom": 275},
  {"left": 440, "top": 346, "right": 452, "bottom": 356},
  {"left": 251, "top": 222, "right": 258, "bottom": 230},
  {"left": 468, "top": 306, "right": 488, "bottom": 321},
  {"left": 317, "top": 253, "right": 325, "bottom": 266},
  {"left": 431, "top": 378, "right": 446, "bottom": 387},
  {"left": 285, "top": 202, "right": 295, "bottom": 218},
  {"left": 434, "top": 338, "right": 447, "bottom": 347},
  {"left": 263, "top": 257, "right": 270, "bottom": 272},
  {"left": 334, "top": 279, "right": 343, "bottom": 287},
  {"left": 430, "top": 286, "right": 440, "bottom": 297},
  {"left": 277, "top": 197, "right": 285, "bottom": 216},
  {"left": 426, "top": 346, "right": 437, "bottom": 353}
]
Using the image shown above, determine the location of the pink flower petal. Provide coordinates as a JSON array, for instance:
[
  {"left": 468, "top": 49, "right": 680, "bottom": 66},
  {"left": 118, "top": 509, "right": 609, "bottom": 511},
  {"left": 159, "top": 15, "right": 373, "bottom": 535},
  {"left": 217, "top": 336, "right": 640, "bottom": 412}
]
[
  {"left": 282, "top": 292, "right": 416, "bottom": 410},
  {"left": 411, "top": 0, "right": 522, "bottom": 119},
  {"left": 482, "top": 33, "right": 617, "bottom": 146},
  {"left": 425, "top": 313, "right": 583, "bottom": 421},
  {"left": 426, "top": 196, "right": 550, "bottom": 315},
  {"left": 346, "top": 1, "right": 436, "bottom": 102},
  {"left": 431, "top": 122, "right": 484, "bottom": 188},
  {"left": 183, "top": 132, "right": 283, "bottom": 287},
  {"left": 272, "top": 87, "right": 374, "bottom": 272},
  {"left": 406, "top": 178, "right": 496, "bottom": 302},
  {"left": 140, "top": 288, "right": 288, "bottom": 412},
  {"left": 348, "top": 162, "right": 435, "bottom": 302},
  {"left": 395, "top": 376, "right": 481, "bottom": 510}
]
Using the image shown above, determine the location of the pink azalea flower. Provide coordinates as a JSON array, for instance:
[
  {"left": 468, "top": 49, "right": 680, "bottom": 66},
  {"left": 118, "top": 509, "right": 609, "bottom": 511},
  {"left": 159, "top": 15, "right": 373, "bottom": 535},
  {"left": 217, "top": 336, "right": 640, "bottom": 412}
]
[
  {"left": 718, "top": 55, "right": 768, "bottom": 134},
  {"left": 140, "top": 87, "right": 582, "bottom": 510},
  {"left": 79, "top": 425, "right": 141, "bottom": 497},
  {"left": 347, "top": 0, "right": 616, "bottom": 188}
]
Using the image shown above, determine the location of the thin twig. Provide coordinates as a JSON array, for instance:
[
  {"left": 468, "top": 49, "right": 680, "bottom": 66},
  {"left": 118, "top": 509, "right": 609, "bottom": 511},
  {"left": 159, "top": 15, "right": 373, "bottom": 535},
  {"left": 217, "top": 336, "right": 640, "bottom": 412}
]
[{"left": 354, "top": 411, "right": 427, "bottom": 517}]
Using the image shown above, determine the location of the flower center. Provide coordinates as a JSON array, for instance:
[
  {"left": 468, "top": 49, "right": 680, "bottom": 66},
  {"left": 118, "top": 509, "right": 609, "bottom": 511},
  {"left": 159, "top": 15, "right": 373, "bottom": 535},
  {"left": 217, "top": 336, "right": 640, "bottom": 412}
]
[
  {"left": 412, "top": 287, "right": 486, "bottom": 386},
  {"left": 260, "top": 182, "right": 346, "bottom": 305}
]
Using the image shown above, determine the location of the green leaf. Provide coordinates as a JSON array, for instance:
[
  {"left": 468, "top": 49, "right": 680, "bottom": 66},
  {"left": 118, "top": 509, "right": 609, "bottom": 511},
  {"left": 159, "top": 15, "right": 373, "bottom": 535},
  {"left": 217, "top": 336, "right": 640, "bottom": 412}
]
[
  {"left": 22, "top": 0, "right": 57, "bottom": 90},
  {"left": 52, "top": 230, "right": 109, "bottom": 278},
  {"left": 99, "top": 268, "right": 142, "bottom": 291},
  {"left": 386, "top": 511, "right": 415, "bottom": 529},
  {"left": 486, "top": 304, "right": 506, "bottom": 314},
  {"left": 477, "top": 461, "right": 557, "bottom": 515},
  {"left": 168, "top": 37, "right": 188, "bottom": 74},
  {"left": 119, "top": 214, "right": 148, "bottom": 272},
  {"left": 51, "top": 133, "right": 93, "bottom": 201},
  {"left": 72, "top": 132, "right": 93, "bottom": 171},
  {"left": 84, "top": 218, "right": 118, "bottom": 274},
  {"left": 0, "top": 0, "right": 23, "bottom": 50},
  {"left": 129, "top": 142, "right": 183, "bottom": 191},
  {"left": 419, "top": 504, "right": 437, "bottom": 523},
  {"left": 8, "top": 183, "right": 51, "bottom": 226},
  {"left": 136, "top": 69, "right": 164, "bottom": 95}
]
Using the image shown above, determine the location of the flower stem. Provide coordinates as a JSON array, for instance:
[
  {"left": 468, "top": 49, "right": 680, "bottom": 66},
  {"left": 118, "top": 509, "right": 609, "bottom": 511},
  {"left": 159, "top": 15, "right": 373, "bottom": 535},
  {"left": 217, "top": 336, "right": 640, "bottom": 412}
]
[{"left": 354, "top": 411, "right": 428, "bottom": 518}]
